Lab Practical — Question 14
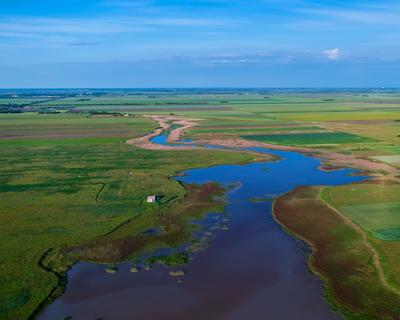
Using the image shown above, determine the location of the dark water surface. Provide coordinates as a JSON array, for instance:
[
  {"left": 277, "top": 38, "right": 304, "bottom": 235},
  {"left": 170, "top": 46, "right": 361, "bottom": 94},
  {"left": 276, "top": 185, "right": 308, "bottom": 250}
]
[{"left": 41, "top": 134, "right": 367, "bottom": 320}]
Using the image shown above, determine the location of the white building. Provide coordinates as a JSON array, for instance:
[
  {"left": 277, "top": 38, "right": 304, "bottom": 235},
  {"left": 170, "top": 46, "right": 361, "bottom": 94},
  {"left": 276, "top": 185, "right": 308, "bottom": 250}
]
[{"left": 147, "top": 196, "right": 156, "bottom": 203}]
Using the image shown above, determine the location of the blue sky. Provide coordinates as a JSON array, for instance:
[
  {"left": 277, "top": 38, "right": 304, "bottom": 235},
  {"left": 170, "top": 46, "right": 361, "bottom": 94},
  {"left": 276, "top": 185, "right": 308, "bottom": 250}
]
[{"left": 1, "top": 0, "right": 400, "bottom": 88}]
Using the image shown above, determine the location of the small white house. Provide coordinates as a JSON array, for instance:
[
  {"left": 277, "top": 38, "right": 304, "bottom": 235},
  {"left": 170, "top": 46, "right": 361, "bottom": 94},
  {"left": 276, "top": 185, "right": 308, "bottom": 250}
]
[{"left": 147, "top": 196, "right": 156, "bottom": 203}]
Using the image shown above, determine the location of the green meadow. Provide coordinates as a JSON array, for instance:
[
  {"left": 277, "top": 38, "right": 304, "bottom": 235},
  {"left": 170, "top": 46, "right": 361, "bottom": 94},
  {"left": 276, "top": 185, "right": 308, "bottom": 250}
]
[
  {"left": 322, "top": 183, "right": 400, "bottom": 292},
  {"left": 0, "top": 112, "right": 256, "bottom": 319},
  {"left": 242, "top": 132, "right": 372, "bottom": 146}
]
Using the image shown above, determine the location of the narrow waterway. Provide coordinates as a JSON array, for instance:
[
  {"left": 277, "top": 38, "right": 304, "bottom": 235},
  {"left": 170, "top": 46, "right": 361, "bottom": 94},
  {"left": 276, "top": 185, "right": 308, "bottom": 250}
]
[{"left": 41, "top": 132, "right": 367, "bottom": 320}]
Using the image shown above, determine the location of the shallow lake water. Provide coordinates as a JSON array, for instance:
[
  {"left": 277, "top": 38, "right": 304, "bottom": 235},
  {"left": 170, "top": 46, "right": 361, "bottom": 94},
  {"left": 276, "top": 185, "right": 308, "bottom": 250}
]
[{"left": 41, "top": 133, "right": 367, "bottom": 320}]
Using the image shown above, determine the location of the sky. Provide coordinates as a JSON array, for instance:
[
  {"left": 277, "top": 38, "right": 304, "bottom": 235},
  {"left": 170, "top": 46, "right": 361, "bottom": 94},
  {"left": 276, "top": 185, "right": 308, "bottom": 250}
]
[{"left": 1, "top": 0, "right": 400, "bottom": 88}]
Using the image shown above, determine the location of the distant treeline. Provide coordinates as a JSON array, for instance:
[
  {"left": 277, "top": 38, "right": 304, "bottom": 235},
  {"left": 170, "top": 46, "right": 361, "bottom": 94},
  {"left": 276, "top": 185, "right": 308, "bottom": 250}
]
[
  {"left": 0, "top": 106, "right": 24, "bottom": 113},
  {"left": 87, "top": 110, "right": 134, "bottom": 117},
  {"left": 41, "top": 101, "right": 211, "bottom": 107},
  {"left": 0, "top": 105, "right": 67, "bottom": 114}
]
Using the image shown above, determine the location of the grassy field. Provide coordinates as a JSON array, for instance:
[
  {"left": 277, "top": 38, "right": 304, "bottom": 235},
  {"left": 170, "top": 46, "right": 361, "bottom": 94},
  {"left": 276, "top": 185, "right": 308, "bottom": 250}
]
[
  {"left": 1, "top": 89, "right": 400, "bottom": 320},
  {"left": 242, "top": 132, "right": 373, "bottom": 146},
  {"left": 321, "top": 182, "right": 400, "bottom": 295},
  {"left": 0, "top": 113, "right": 152, "bottom": 140},
  {"left": 0, "top": 112, "right": 257, "bottom": 319}
]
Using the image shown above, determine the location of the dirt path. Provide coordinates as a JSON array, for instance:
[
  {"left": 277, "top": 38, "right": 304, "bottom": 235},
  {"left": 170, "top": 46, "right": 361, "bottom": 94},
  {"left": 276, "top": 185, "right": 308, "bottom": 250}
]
[{"left": 319, "top": 187, "right": 400, "bottom": 298}]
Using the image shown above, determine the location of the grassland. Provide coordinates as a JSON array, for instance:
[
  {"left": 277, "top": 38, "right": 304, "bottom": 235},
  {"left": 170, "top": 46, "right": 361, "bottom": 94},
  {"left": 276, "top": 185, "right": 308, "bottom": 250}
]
[
  {"left": 242, "top": 132, "right": 373, "bottom": 146},
  {"left": 0, "top": 112, "right": 256, "bottom": 320},
  {"left": 321, "top": 183, "right": 400, "bottom": 296},
  {"left": 1, "top": 89, "right": 400, "bottom": 320}
]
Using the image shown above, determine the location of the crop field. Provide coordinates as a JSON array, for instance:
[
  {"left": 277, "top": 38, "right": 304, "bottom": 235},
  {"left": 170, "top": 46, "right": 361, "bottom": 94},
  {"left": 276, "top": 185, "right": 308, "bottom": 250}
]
[
  {"left": 339, "top": 202, "right": 400, "bottom": 233},
  {"left": 1, "top": 89, "right": 400, "bottom": 320},
  {"left": 242, "top": 132, "right": 372, "bottom": 146},
  {"left": 322, "top": 183, "right": 400, "bottom": 293},
  {"left": 0, "top": 113, "right": 154, "bottom": 140},
  {"left": 188, "top": 126, "right": 320, "bottom": 134},
  {"left": 322, "top": 184, "right": 400, "bottom": 239}
]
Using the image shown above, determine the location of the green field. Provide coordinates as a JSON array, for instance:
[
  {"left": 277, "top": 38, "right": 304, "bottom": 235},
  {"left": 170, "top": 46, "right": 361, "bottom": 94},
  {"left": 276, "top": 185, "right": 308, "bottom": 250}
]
[
  {"left": 242, "top": 132, "right": 372, "bottom": 146},
  {"left": 0, "top": 112, "right": 257, "bottom": 319},
  {"left": 188, "top": 126, "right": 320, "bottom": 134},
  {"left": 340, "top": 202, "right": 400, "bottom": 232},
  {"left": 322, "top": 183, "right": 400, "bottom": 295},
  {"left": 322, "top": 184, "right": 400, "bottom": 240}
]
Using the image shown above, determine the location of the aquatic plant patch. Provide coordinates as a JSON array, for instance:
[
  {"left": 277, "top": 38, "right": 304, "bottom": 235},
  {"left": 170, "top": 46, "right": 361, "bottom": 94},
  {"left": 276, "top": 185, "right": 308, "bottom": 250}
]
[{"left": 147, "top": 252, "right": 189, "bottom": 266}]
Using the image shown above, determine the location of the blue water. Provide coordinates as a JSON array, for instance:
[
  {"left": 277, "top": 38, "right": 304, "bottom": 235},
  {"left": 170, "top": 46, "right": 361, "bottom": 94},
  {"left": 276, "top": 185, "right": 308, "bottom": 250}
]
[
  {"left": 179, "top": 149, "right": 359, "bottom": 201},
  {"left": 41, "top": 131, "right": 367, "bottom": 320},
  {"left": 150, "top": 131, "right": 169, "bottom": 145},
  {"left": 150, "top": 131, "right": 194, "bottom": 147}
]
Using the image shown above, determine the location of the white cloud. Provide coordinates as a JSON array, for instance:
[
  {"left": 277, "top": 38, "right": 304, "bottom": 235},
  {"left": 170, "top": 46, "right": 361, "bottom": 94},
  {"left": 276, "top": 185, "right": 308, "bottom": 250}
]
[{"left": 322, "top": 48, "right": 340, "bottom": 60}]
